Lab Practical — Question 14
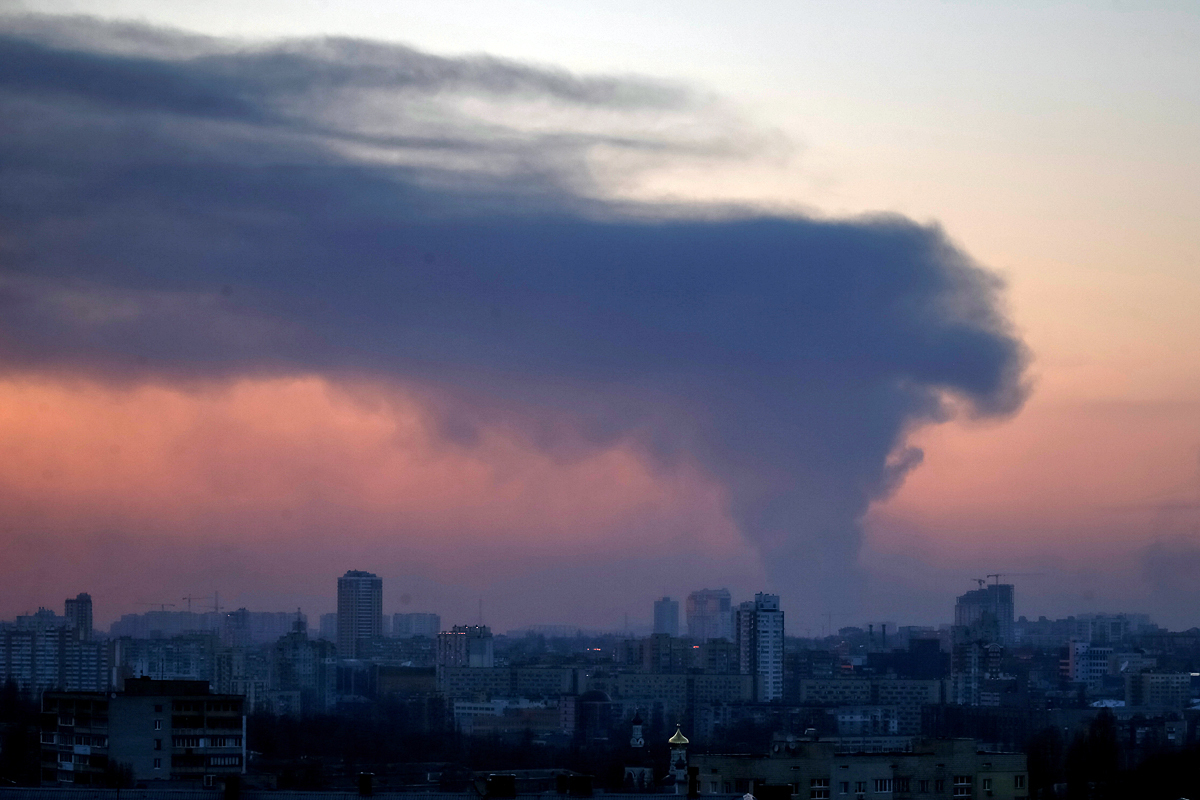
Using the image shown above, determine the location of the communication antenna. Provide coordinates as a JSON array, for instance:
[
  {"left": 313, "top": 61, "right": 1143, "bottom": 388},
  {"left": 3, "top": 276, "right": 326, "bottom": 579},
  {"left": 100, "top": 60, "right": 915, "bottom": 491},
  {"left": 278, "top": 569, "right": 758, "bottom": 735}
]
[{"left": 477, "top": 598, "right": 484, "bottom": 626}]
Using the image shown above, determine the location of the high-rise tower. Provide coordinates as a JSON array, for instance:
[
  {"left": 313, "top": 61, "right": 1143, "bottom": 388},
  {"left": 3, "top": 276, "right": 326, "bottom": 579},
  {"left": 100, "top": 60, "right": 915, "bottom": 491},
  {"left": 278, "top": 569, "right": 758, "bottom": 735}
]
[
  {"left": 336, "top": 570, "right": 383, "bottom": 659},
  {"left": 64, "top": 593, "right": 93, "bottom": 641},
  {"left": 653, "top": 597, "right": 680, "bottom": 637},
  {"left": 685, "top": 588, "right": 733, "bottom": 642},
  {"left": 954, "top": 583, "right": 1014, "bottom": 645},
  {"left": 735, "top": 592, "right": 784, "bottom": 702}
]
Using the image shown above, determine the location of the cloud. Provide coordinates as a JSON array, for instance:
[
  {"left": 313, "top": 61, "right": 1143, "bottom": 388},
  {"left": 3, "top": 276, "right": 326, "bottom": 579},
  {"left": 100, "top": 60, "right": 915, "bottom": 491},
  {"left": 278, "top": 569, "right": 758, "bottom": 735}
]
[{"left": 0, "top": 16, "right": 1028, "bottom": 621}]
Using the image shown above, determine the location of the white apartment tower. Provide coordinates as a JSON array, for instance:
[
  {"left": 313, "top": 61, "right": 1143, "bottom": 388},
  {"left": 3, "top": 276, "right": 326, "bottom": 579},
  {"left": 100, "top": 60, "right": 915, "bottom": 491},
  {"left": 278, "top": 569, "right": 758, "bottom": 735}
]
[
  {"left": 336, "top": 570, "right": 383, "bottom": 659},
  {"left": 736, "top": 592, "right": 785, "bottom": 702}
]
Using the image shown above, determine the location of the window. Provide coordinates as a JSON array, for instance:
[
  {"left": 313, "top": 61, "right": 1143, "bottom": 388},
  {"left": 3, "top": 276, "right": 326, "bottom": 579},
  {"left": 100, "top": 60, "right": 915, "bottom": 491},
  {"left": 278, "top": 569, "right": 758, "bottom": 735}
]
[
  {"left": 811, "top": 777, "right": 831, "bottom": 799},
  {"left": 839, "top": 782, "right": 849, "bottom": 795},
  {"left": 153, "top": 738, "right": 162, "bottom": 750},
  {"left": 153, "top": 719, "right": 162, "bottom": 730},
  {"left": 982, "top": 778, "right": 992, "bottom": 790},
  {"left": 855, "top": 782, "right": 867, "bottom": 793},
  {"left": 935, "top": 780, "right": 944, "bottom": 792},
  {"left": 952, "top": 776, "right": 972, "bottom": 798},
  {"left": 154, "top": 704, "right": 163, "bottom": 713},
  {"left": 896, "top": 778, "right": 909, "bottom": 793},
  {"left": 153, "top": 758, "right": 162, "bottom": 769},
  {"left": 873, "top": 779, "right": 892, "bottom": 793},
  {"left": 710, "top": 783, "right": 718, "bottom": 793},
  {"left": 1014, "top": 775, "right": 1026, "bottom": 790}
]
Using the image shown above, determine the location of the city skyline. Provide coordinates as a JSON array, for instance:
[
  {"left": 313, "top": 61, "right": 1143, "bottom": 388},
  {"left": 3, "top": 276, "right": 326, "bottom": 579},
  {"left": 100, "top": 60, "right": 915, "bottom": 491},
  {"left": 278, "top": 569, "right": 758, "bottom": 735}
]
[{"left": 2, "top": 3, "right": 1200, "bottom": 633}]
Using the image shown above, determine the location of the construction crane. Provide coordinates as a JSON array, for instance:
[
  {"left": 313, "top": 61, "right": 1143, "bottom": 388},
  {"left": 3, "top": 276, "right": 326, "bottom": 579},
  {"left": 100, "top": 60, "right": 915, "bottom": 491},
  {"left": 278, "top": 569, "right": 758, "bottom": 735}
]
[
  {"left": 986, "top": 573, "right": 1044, "bottom": 585},
  {"left": 136, "top": 602, "right": 176, "bottom": 611},
  {"left": 181, "top": 595, "right": 212, "bottom": 613},
  {"left": 972, "top": 578, "right": 986, "bottom": 589}
]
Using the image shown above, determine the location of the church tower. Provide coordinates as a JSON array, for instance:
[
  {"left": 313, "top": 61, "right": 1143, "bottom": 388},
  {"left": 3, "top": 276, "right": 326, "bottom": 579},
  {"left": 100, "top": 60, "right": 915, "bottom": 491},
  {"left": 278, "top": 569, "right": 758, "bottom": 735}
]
[{"left": 669, "top": 724, "right": 690, "bottom": 794}]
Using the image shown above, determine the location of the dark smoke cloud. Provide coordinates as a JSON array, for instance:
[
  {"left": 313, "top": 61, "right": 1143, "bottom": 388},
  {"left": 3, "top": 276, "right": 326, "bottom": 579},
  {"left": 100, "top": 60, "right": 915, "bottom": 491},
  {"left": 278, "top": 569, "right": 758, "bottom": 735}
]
[{"left": 0, "top": 16, "right": 1029, "bottom": 613}]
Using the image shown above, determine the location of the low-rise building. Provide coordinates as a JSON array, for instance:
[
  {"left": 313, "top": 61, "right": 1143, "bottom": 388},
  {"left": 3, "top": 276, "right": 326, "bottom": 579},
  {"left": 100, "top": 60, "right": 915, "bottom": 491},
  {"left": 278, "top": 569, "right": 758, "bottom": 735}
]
[
  {"left": 693, "top": 737, "right": 1027, "bottom": 800},
  {"left": 40, "top": 677, "right": 246, "bottom": 784}
]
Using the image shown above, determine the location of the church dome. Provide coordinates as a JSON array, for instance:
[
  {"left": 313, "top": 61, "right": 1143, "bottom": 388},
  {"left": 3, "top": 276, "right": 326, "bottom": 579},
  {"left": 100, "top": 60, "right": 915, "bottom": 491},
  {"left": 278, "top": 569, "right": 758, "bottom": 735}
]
[{"left": 668, "top": 725, "right": 689, "bottom": 745}]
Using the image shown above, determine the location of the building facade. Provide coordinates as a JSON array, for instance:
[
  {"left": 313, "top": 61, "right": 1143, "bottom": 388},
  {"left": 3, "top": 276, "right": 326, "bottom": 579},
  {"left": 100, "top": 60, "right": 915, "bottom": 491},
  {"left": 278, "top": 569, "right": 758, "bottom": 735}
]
[
  {"left": 736, "top": 592, "right": 784, "bottom": 702},
  {"left": 693, "top": 737, "right": 1028, "bottom": 800},
  {"left": 654, "top": 597, "right": 680, "bottom": 637},
  {"left": 687, "top": 589, "right": 733, "bottom": 643},
  {"left": 336, "top": 570, "right": 383, "bottom": 659},
  {"left": 41, "top": 678, "right": 246, "bottom": 784}
]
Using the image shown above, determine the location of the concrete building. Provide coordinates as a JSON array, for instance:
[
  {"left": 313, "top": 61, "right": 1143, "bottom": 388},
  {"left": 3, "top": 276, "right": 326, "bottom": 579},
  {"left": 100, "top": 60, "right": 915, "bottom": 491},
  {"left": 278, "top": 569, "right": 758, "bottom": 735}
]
[
  {"left": 272, "top": 618, "right": 337, "bottom": 714},
  {"left": 1, "top": 609, "right": 109, "bottom": 692},
  {"left": 1125, "top": 671, "right": 1191, "bottom": 710},
  {"left": 393, "top": 612, "right": 441, "bottom": 638},
  {"left": 1064, "top": 641, "right": 1114, "bottom": 690},
  {"left": 654, "top": 596, "right": 680, "bottom": 637},
  {"left": 336, "top": 570, "right": 383, "bottom": 659},
  {"left": 954, "top": 584, "right": 1015, "bottom": 646},
  {"left": 736, "top": 592, "right": 784, "bottom": 702},
  {"left": 64, "top": 593, "right": 93, "bottom": 641},
  {"left": 693, "top": 736, "right": 1027, "bottom": 799},
  {"left": 687, "top": 589, "right": 733, "bottom": 643},
  {"left": 40, "top": 678, "right": 245, "bottom": 784}
]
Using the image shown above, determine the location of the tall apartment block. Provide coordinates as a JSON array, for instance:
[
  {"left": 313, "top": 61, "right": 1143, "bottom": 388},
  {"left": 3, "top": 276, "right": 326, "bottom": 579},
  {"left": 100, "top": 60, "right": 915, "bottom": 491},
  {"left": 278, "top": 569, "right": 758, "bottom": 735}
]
[
  {"left": 686, "top": 588, "right": 733, "bottom": 642},
  {"left": 954, "top": 583, "right": 1015, "bottom": 646},
  {"left": 336, "top": 570, "right": 383, "bottom": 659},
  {"left": 736, "top": 592, "right": 785, "bottom": 702},
  {"left": 64, "top": 593, "right": 93, "bottom": 641},
  {"left": 653, "top": 597, "right": 680, "bottom": 637}
]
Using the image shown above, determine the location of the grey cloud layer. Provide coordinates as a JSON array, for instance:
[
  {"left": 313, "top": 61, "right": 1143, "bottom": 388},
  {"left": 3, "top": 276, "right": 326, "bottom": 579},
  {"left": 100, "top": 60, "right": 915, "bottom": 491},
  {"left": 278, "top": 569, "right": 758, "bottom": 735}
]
[{"left": 0, "top": 17, "right": 1028, "bottom": 611}]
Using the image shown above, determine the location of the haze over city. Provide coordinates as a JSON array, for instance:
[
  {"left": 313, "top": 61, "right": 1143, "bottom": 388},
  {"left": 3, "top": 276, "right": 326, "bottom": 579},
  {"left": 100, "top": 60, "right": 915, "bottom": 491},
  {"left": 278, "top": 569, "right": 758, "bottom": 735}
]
[{"left": 2, "top": 0, "right": 1200, "bottom": 635}]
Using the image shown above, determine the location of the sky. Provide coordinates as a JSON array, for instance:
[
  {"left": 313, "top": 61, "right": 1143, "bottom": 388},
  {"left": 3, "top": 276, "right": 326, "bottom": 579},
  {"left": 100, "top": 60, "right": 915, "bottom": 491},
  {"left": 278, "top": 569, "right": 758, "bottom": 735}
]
[{"left": 1, "top": 1, "right": 1198, "bottom": 632}]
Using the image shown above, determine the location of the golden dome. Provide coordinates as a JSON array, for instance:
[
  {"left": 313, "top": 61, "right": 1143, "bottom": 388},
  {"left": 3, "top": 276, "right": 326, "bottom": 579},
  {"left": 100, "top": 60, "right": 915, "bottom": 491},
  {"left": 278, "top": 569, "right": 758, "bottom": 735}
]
[{"left": 668, "top": 725, "right": 690, "bottom": 745}]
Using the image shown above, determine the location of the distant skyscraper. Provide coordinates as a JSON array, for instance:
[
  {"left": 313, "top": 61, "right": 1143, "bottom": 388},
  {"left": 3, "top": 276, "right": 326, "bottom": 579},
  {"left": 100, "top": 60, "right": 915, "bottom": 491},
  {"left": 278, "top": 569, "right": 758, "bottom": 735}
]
[
  {"left": 735, "top": 592, "right": 784, "bottom": 702},
  {"left": 954, "top": 583, "right": 1015, "bottom": 645},
  {"left": 336, "top": 570, "right": 383, "bottom": 659},
  {"left": 64, "top": 593, "right": 93, "bottom": 641},
  {"left": 653, "top": 597, "right": 680, "bottom": 637},
  {"left": 686, "top": 589, "right": 733, "bottom": 642},
  {"left": 318, "top": 612, "right": 337, "bottom": 641},
  {"left": 393, "top": 612, "right": 441, "bottom": 638}
]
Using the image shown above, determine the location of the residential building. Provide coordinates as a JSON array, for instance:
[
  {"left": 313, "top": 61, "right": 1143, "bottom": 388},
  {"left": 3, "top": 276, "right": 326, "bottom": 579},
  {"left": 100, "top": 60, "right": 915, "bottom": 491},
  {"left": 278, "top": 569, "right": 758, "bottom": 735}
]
[
  {"left": 336, "top": 570, "right": 383, "bottom": 659},
  {"left": 736, "top": 592, "right": 785, "bottom": 702},
  {"left": 954, "top": 584, "right": 1015, "bottom": 646},
  {"left": 654, "top": 597, "right": 680, "bottom": 637},
  {"left": 1125, "top": 671, "right": 1191, "bottom": 710},
  {"left": 693, "top": 736, "right": 1027, "bottom": 799},
  {"left": 40, "top": 678, "right": 245, "bottom": 784},
  {"left": 64, "top": 593, "right": 93, "bottom": 641},
  {"left": 687, "top": 589, "right": 733, "bottom": 643}
]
